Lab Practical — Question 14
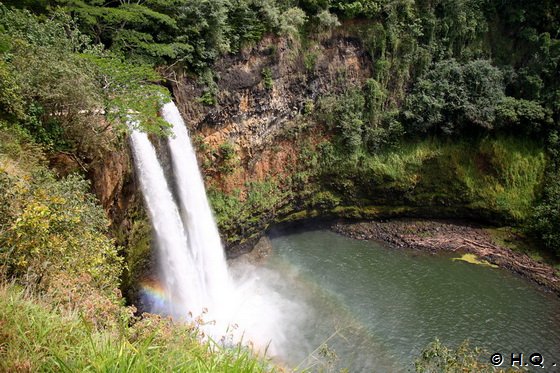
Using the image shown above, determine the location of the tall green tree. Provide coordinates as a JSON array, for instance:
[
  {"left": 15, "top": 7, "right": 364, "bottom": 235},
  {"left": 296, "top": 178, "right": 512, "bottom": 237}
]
[
  {"left": 55, "top": 0, "right": 192, "bottom": 62},
  {"left": 404, "top": 59, "right": 505, "bottom": 135}
]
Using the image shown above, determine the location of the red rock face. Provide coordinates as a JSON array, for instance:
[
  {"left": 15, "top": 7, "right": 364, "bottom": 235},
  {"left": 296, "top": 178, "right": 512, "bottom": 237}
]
[
  {"left": 172, "top": 31, "right": 372, "bottom": 197},
  {"left": 90, "top": 150, "right": 128, "bottom": 211}
]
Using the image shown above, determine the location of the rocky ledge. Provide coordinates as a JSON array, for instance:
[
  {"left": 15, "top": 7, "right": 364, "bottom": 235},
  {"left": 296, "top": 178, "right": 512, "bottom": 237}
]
[{"left": 332, "top": 219, "right": 560, "bottom": 296}]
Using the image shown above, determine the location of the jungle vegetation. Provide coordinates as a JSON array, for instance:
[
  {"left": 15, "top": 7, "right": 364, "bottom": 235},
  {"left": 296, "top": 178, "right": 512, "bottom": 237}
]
[{"left": 0, "top": 0, "right": 558, "bottom": 371}]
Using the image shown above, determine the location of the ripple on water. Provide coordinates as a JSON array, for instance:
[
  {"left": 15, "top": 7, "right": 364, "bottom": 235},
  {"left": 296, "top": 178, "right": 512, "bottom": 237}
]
[{"left": 261, "top": 229, "right": 560, "bottom": 371}]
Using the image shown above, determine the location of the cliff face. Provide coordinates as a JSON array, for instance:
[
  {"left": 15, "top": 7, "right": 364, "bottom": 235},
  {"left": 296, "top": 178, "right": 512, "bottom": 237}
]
[
  {"left": 172, "top": 32, "right": 371, "bottom": 192},
  {"left": 89, "top": 151, "right": 133, "bottom": 219},
  {"left": 49, "top": 146, "right": 138, "bottom": 233},
  {"left": 166, "top": 31, "right": 385, "bottom": 249},
  {"left": 167, "top": 28, "right": 546, "bottom": 250},
  {"left": 89, "top": 24, "right": 544, "bottom": 262}
]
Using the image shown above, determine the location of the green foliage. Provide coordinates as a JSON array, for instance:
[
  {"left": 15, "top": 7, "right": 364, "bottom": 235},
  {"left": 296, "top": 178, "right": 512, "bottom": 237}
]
[
  {"left": 417, "top": 0, "right": 489, "bottom": 59},
  {"left": 0, "top": 125, "right": 122, "bottom": 296},
  {"left": 219, "top": 142, "right": 236, "bottom": 161},
  {"left": 1, "top": 171, "right": 122, "bottom": 293},
  {"left": 303, "top": 50, "right": 319, "bottom": 71},
  {"left": 0, "top": 284, "right": 273, "bottom": 372},
  {"left": 298, "top": 0, "right": 330, "bottom": 15},
  {"left": 315, "top": 9, "right": 340, "bottom": 31},
  {"left": 495, "top": 0, "right": 560, "bottom": 111},
  {"left": 81, "top": 53, "right": 171, "bottom": 135},
  {"left": 530, "top": 172, "right": 560, "bottom": 256},
  {"left": 303, "top": 99, "right": 315, "bottom": 115},
  {"left": 415, "top": 339, "right": 498, "bottom": 372},
  {"left": 173, "top": 0, "right": 232, "bottom": 70},
  {"left": 318, "top": 136, "right": 544, "bottom": 221},
  {"left": 197, "top": 69, "right": 218, "bottom": 106},
  {"left": 208, "top": 179, "right": 286, "bottom": 243},
  {"left": 262, "top": 67, "right": 273, "bottom": 90},
  {"left": 0, "top": 60, "right": 25, "bottom": 121},
  {"left": 317, "top": 85, "right": 403, "bottom": 154},
  {"left": 0, "top": 6, "right": 91, "bottom": 51},
  {"left": 2, "top": 0, "right": 50, "bottom": 12},
  {"left": 331, "top": 0, "right": 385, "bottom": 19},
  {"left": 495, "top": 97, "right": 552, "bottom": 133},
  {"left": 0, "top": 5, "right": 170, "bottom": 154},
  {"left": 208, "top": 187, "right": 244, "bottom": 235},
  {"left": 279, "top": 7, "right": 307, "bottom": 37},
  {"left": 216, "top": 141, "right": 238, "bottom": 174},
  {"left": 55, "top": 0, "right": 191, "bottom": 63},
  {"left": 309, "top": 190, "right": 341, "bottom": 210},
  {"left": 404, "top": 59, "right": 506, "bottom": 135},
  {"left": 246, "top": 179, "right": 283, "bottom": 212},
  {"left": 7, "top": 40, "right": 102, "bottom": 148},
  {"left": 48, "top": 0, "right": 308, "bottom": 70},
  {"left": 317, "top": 89, "right": 365, "bottom": 154}
]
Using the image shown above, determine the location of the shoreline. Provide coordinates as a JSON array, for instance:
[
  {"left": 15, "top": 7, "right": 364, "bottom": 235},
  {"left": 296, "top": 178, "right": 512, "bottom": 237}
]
[{"left": 330, "top": 218, "right": 560, "bottom": 297}]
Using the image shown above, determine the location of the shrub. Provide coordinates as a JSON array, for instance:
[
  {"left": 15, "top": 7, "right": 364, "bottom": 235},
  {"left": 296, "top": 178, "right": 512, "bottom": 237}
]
[
  {"left": 415, "top": 339, "right": 497, "bottom": 372},
  {"left": 495, "top": 96, "right": 552, "bottom": 134},
  {"left": 262, "top": 67, "right": 273, "bottom": 90},
  {"left": 317, "top": 89, "right": 366, "bottom": 154},
  {"left": 0, "top": 60, "right": 25, "bottom": 121},
  {"left": 1, "top": 171, "right": 122, "bottom": 294},
  {"left": 45, "top": 273, "right": 132, "bottom": 330},
  {"left": 217, "top": 141, "right": 238, "bottom": 174},
  {"left": 279, "top": 7, "right": 307, "bottom": 36},
  {"left": 404, "top": 59, "right": 506, "bottom": 135},
  {"left": 530, "top": 172, "right": 560, "bottom": 256},
  {"left": 316, "top": 9, "right": 340, "bottom": 31}
]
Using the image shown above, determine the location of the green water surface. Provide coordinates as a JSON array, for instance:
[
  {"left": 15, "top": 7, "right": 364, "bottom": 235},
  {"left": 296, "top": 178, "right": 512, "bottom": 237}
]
[{"left": 264, "top": 229, "right": 560, "bottom": 372}]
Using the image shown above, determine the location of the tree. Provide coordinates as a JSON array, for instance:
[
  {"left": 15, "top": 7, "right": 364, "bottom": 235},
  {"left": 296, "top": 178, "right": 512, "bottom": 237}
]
[
  {"left": 404, "top": 59, "right": 505, "bottom": 135},
  {"left": 318, "top": 90, "right": 366, "bottom": 154},
  {"left": 56, "top": 0, "right": 192, "bottom": 62},
  {"left": 0, "top": 5, "right": 171, "bottom": 153}
]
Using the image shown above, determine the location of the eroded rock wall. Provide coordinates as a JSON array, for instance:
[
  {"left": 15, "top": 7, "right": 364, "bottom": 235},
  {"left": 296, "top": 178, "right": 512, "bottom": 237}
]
[{"left": 172, "top": 32, "right": 371, "bottom": 192}]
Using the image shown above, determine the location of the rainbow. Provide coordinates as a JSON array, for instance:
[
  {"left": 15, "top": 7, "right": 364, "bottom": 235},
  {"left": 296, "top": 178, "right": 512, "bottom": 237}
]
[{"left": 139, "top": 279, "right": 171, "bottom": 313}]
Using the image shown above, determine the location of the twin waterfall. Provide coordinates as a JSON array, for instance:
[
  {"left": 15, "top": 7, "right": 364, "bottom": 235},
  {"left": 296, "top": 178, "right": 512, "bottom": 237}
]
[
  {"left": 129, "top": 102, "right": 230, "bottom": 324},
  {"left": 129, "top": 102, "right": 295, "bottom": 353}
]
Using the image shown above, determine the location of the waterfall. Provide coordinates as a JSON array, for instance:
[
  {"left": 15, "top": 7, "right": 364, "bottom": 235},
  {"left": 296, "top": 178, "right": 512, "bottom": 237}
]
[
  {"left": 130, "top": 103, "right": 303, "bottom": 356},
  {"left": 128, "top": 125, "right": 204, "bottom": 318},
  {"left": 129, "top": 104, "right": 232, "bottom": 326},
  {"left": 162, "top": 102, "right": 231, "bottom": 314}
]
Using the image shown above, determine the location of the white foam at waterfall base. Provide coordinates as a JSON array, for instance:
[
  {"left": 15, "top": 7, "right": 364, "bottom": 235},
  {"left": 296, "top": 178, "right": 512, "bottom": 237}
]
[
  {"left": 130, "top": 105, "right": 308, "bottom": 360},
  {"left": 226, "top": 256, "right": 310, "bottom": 358}
]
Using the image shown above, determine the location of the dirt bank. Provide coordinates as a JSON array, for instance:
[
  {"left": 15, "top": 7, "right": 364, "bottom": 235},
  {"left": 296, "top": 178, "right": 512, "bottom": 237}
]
[{"left": 332, "top": 219, "right": 560, "bottom": 296}]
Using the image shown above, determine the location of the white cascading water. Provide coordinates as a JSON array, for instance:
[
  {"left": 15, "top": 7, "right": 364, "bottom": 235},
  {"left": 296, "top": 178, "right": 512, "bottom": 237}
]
[
  {"left": 128, "top": 124, "right": 204, "bottom": 317},
  {"left": 130, "top": 103, "right": 305, "bottom": 358},
  {"left": 162, "top": 102, "right": 231, "bottom": 317}
]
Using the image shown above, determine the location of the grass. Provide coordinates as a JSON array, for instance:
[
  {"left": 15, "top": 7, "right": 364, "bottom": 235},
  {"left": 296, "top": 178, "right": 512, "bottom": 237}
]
[
  {"left": 355, "top": 136, "right": 546, "bottom": 221},
  {"left": 0, "top": 283, "right": 276, "bottom": 372},
  {"left": 455, "top": 136, "right": 546, "bottom": 220}
]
